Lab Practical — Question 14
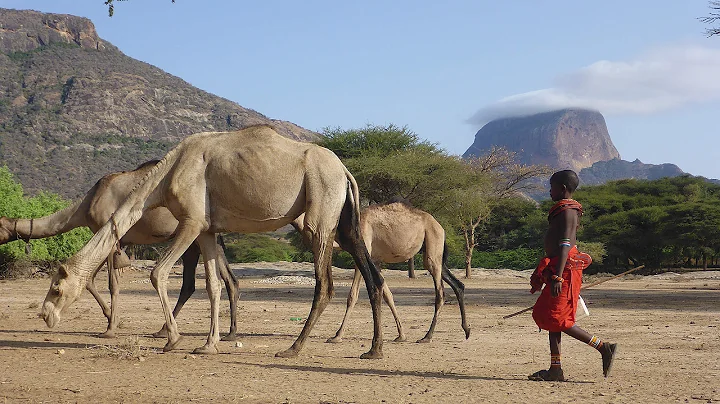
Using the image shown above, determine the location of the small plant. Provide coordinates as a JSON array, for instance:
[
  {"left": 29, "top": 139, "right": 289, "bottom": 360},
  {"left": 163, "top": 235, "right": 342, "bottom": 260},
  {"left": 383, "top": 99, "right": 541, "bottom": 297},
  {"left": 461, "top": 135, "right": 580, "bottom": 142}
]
[{"left": 88, "top": 335, "right": 157, "bottom": 360}]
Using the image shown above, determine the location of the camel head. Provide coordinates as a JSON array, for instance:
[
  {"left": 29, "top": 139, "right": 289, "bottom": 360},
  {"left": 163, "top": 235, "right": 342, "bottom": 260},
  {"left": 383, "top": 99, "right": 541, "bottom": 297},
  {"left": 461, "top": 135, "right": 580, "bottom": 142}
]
[
  {"left": 41, "top": 264, "right": 84, "bottom": 328},
  {"left": 0, "top": 217, "right": 14, "bottom": 244}
]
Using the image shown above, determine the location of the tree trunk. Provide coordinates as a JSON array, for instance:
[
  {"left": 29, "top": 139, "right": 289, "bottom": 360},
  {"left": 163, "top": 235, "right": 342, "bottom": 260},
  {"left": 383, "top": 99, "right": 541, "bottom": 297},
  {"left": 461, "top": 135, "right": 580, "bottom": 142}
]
[
  {"left": 464, "top": 227, "right": 476, "bottom": 279},
  {"left": 407, "top": 257, "right": 416, "bottom": 278}
]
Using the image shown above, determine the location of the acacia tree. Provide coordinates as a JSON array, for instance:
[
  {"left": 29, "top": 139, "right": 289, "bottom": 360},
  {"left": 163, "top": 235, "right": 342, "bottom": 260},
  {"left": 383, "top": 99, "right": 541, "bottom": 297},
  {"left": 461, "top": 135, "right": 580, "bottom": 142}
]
[
  {"left": 441, "top": 148, "right": 551, "bottom": 278},
  {"left": 318, "top": 124, "right": 468, "bottom": 212},
  {"left": 700, "top": 1, "right": 720, "bottom": 37},
  {"left": 104, "top": 0, "right": 175, "bottom": 17}
]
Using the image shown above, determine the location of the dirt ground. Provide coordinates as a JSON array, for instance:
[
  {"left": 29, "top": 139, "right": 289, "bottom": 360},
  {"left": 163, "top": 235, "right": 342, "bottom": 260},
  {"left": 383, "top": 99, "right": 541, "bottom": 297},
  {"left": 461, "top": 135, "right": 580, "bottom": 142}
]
[{"left": 0, "top": 262, "right": 718, "bottom": 404}]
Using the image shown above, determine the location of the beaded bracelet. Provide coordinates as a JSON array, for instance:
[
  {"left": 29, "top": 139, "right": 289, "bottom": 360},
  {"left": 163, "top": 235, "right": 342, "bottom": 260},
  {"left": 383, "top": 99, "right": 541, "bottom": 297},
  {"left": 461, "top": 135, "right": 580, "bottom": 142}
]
[{"left": 551, "top": 274, "right": 564, "bottom": 283}]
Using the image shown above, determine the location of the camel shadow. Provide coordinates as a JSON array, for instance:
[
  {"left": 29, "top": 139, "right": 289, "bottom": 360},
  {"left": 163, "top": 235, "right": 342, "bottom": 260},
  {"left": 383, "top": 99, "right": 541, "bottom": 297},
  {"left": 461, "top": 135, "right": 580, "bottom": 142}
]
[
  {"left": 223, "top": 360, "right": 595, "bottom": 384},
  {"left": 0, "top": 338, "right": 96, "bottom": 350}
]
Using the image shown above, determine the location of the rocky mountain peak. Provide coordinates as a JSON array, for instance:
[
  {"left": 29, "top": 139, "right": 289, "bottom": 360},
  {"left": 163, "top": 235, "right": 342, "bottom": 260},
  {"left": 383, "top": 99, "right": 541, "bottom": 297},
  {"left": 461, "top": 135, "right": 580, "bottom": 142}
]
[
  {"left": 463, "top": 109, "right": 621, "bottom": 172},
  {"left": 0, "top": 8, "right": 105, "bottom": 53}
]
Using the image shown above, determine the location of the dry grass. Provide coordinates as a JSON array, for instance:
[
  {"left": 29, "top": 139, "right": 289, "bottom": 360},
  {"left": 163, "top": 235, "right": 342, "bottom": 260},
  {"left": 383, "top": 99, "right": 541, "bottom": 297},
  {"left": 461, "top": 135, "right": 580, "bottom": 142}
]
[{"left": 87, "top": 336, "right": 158, "bottom": 360}]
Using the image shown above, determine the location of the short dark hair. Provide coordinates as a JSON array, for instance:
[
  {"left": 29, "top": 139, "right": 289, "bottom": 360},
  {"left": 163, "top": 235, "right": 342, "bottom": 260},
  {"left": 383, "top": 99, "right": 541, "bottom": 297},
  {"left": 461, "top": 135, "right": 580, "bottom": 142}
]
[{"left": 550, "top": 170, "right": 580, "bottom": 193}]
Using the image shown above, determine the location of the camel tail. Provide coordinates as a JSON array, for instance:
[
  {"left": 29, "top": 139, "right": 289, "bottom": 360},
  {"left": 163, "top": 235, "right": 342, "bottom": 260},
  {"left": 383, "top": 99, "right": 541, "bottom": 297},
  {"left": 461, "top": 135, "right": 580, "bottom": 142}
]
[
  {"left": 344, "top": 167, "right": 362, "bottom": 221},
  {"left": 441, "top": 243, "right": 471, "bottom": 339},
  {"left": 70, "top": 145, "right": 183, "bottom": 279},
  {"left": 337, "top": 171, "right": 384, "bottom": 288}
]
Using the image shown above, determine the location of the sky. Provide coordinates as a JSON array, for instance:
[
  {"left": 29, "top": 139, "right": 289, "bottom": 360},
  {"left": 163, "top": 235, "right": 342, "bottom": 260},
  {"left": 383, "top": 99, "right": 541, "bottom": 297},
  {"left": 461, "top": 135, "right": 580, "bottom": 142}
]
[{"left": 3, "top": 1, "right": 720, "bottom": 178}]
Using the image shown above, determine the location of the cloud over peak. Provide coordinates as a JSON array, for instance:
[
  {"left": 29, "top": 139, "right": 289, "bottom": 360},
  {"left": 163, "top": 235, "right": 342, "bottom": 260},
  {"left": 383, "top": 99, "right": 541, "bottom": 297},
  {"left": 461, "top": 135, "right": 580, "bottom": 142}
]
[{"left": 469, "top": 44, "right": 720, "bottom": 126}]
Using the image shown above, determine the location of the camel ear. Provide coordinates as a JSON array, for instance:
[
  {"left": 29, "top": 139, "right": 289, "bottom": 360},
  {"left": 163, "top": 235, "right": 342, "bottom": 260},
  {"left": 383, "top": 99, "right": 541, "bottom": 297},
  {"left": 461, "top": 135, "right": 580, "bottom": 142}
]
[{"left": 57, "top": 265, "right": 69, "bottom": 279}]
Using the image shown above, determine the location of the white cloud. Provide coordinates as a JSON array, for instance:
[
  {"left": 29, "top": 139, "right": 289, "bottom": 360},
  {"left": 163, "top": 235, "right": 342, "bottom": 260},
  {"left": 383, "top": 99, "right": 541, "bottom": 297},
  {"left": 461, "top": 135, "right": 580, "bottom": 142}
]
[{"left": 468, "top": 44, "right": 720, "bottom": 126}]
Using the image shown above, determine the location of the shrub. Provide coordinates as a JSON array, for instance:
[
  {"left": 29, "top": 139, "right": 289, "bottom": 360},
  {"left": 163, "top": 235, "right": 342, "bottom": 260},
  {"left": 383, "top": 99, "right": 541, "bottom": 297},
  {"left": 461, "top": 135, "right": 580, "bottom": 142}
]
[{"left": 223, "top": 234, "right": 299, "bottom": 263}]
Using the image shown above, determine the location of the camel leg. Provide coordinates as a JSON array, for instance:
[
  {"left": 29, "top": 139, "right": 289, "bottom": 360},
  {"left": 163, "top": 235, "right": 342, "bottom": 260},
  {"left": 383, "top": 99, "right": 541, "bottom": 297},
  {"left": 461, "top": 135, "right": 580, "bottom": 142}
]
[
  {"left": 418, "top": 253, "right": 444, "bottom": 343},
  {"left": 150, "top": 219, "right": 204, "bottom": 353},
  {"left": 276, "top": 226, "right": 335, "bottom": 358},
  {"left": 326, "top": 267, "right": 362, "bottom": 343},
  {"left": 97, "top": 254, "right": 121, "bottom": 339},
  {"left": 336, "top": 198, "right": 385, "bottom": 359},
  {"left": 381, "top": 275, "right": 406, "bottom": 342},
  {"left": 152, "top": 243, "right": 200, "bottom": 339},
  {"left": 192, "top": 232, "right": 222, "bottom": 355},
  {"left": 217, "top": 244, "right": 240, "bottom": 342},
  {"left": 441, "top": 265, "right": 471, "bottom": 339},
  {"left": 85, "top": 261, "right": 112, "bottom": 332}
]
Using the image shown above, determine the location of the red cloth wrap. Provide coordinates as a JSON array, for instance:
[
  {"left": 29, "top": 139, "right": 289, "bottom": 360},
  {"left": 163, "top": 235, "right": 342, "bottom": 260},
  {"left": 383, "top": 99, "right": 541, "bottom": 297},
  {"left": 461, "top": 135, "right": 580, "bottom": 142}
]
[
  {"left": 548, "top": 199, "right": 583, "bottom": 221},
  {"left": 531, "top": 246, "right": 592, "bottom": 332}
]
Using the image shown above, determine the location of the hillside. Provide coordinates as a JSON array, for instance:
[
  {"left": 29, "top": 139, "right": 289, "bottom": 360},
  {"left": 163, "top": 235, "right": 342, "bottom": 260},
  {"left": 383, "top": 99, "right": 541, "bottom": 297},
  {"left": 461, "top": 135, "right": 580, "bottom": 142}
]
[{"left": 0, "top": 8, "right": 317, "bottom": 199}]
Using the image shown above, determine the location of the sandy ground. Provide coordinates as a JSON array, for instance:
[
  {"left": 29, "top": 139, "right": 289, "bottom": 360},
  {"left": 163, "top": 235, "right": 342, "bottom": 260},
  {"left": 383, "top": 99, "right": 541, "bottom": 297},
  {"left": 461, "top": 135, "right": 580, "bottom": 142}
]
[{"left": 0, "top": 262, "right": 718, "bottom": 403}]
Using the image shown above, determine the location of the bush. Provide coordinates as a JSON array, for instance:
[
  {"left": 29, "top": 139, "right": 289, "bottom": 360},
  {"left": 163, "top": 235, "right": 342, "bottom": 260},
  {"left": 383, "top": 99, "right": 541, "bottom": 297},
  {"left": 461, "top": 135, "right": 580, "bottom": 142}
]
[
  {"left": 223, "top": 234, "right": 299, "bottom": 263},
  {"left": 445, "top": 247, "right": 544, "bottom": 270},
  {"left": 0, "top": 167, "right": 93, "bottom": 272}
]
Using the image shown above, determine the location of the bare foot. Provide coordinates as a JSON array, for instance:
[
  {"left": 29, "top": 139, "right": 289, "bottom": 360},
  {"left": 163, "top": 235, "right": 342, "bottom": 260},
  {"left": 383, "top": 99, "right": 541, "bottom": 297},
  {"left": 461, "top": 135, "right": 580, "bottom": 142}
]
[
  {"left": 601, "top": 343, "right": 618, "bottom": 377},
  {"left": 528, "top": 368, "right": 565, "bottom": 381}
]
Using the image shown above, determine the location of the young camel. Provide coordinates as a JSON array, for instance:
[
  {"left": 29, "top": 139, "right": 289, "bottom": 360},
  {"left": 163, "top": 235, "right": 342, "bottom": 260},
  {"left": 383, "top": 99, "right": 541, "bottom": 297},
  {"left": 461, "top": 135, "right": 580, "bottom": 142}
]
[
  {"left": 0, "top": 161, "right": 240, "bottom": 340},
  {"left": 294, "top": 201, "right": 470, "bottom": 344},
  {"left": 41, "top": 125, "right": 386, "bottom": 359}
]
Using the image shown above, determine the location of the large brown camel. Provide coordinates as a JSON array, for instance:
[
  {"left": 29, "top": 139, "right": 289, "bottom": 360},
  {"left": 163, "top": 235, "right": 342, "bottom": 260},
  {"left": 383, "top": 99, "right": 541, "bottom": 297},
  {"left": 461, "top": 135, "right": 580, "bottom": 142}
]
[
  {"left": 293, "top": 201, "right": 470, "bottom": 344},
  {"left": 0, "top": 161, "right": 240, "bottom": 340},
  {"left": 41, "top": 125, "right": 385, "bottom": 359}
]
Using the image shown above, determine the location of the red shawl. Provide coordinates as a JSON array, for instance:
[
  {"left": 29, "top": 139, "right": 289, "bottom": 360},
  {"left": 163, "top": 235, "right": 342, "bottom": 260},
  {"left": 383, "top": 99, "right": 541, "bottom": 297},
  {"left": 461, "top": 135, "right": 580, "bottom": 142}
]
[{"left": 548, "top": 198, "right": 583, "bottom": 222}]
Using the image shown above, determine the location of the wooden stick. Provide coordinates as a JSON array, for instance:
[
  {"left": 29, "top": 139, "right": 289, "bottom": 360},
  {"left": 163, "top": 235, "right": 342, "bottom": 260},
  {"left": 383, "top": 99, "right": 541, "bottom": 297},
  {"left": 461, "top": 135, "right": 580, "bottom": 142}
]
[{"left": 502, "top": 265, "right": 645, "bottom": 319}]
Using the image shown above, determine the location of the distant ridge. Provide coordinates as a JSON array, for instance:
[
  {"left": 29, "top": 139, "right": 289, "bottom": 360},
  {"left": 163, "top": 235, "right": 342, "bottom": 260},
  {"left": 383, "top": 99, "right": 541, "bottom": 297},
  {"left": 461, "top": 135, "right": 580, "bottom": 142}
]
[{"left": 579, "top": 158, "right": 685, "bottom": 186}]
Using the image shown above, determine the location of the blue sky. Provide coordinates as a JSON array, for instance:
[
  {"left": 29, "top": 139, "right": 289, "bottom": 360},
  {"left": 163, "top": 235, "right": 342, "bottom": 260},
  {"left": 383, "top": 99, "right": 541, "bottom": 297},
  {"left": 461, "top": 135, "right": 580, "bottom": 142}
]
[{"left": 3, "top": 1, "right": 720, "bottom": 178}]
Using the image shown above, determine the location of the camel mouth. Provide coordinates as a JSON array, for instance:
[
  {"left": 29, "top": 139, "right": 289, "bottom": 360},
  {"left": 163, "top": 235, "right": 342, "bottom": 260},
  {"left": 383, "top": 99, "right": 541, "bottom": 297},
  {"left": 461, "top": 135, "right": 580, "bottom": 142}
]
[{"left": 41, "top": 303, "right": 60, "bottom": 328}]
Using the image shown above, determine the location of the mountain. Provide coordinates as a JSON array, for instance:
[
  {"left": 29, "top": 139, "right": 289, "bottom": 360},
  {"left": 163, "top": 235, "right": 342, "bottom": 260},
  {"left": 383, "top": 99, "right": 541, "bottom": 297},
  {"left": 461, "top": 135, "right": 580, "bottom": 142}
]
[
  {"left": 463, "top": 109, "right": 620, "bottom": 172},
  {"left": 579, "top": 158, "right": 684, "bottom": 185},
  {"left": 0, "top": 8, "right": 318, "bottom": 199}
]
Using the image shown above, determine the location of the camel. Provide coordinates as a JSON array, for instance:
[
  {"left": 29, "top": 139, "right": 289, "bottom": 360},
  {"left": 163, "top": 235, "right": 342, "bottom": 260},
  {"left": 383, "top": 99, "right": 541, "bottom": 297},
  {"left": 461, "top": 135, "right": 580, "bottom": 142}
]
[
  {"left": 293, "top": 201, "right": 470, "bottom": 344},
  {"left": 41, "top": 125, "right": 385, "bottom": 359},
  {"left": 0, "top": 161, "right": 240, "bottom": 340}
]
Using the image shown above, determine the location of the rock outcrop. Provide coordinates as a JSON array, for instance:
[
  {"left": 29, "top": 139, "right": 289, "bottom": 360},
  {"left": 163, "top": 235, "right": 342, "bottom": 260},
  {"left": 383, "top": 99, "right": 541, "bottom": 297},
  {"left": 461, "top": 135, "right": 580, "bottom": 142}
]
[
  {"left": 0, "top": 8, "right": 317, "bottom": 198},
  {"left": 0, "top": 9, "right": 105, "bottom": 53},
  {"left": 463, "top": 109, "right": 620, "bottom": 172}
]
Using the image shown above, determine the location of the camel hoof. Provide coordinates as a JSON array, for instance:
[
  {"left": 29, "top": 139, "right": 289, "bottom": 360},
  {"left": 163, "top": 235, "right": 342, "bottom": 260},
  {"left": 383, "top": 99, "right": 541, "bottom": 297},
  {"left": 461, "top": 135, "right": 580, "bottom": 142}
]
[
  {"left": 360, "top": 349, "right": 383, "bottom": 359},
  {"left": 97, "top": 330, "right": 116, "bottom": 339},
  {"left": 416, "top": 337, "right": 432, "bottom": 344},
  {"left": 162, "top": 336, "right": 183, "bottom": 352},
  {"left": 275, "top": 348, "right": 299, "bottom": 358},
  {"left": 221, "top": 333, "right": 237, "bottom": 342},
  {"left": 393, "top": 335, "right": 407, "bottom": 343},
  {"left": 192, "top": 345, "right": 219, "bottom": 355},
  {"left": 326, "top": 336, "right": 343, "bottom": 344},
  {"left": 152, "top": 327, "right": 168, "bottom": 339}
]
